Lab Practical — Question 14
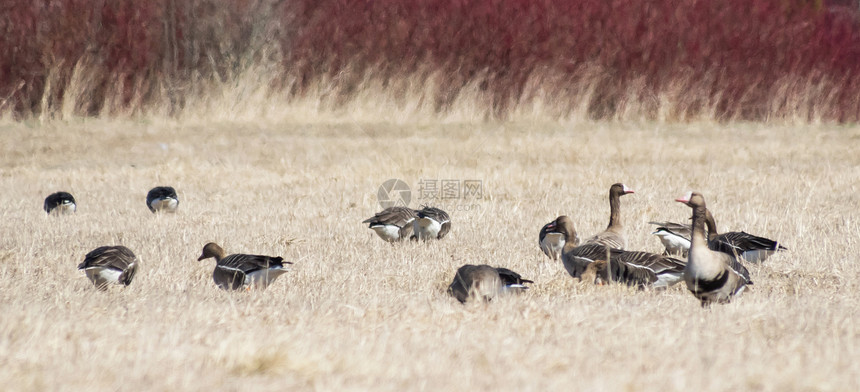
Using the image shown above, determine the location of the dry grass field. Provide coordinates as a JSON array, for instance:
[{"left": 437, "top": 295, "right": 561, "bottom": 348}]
[{"left": 0, "top": 118, "right": 858, "bottom": 391}]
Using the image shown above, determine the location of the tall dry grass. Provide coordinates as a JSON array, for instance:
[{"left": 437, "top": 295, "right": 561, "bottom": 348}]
[
  {"left": 3, "top": 1, "right": 860, "bottom": 123},
  {"left": 0, "top": 119, "right": 858, "bottom": 391}
]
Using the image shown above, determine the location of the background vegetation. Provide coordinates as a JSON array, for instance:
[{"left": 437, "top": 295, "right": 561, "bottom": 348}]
[{"left": 3, "top": 0, "right": 860, "bottom": 122}]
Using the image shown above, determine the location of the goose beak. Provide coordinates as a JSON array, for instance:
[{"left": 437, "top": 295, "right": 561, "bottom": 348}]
[
  {"left": 622, "top": 185, "right": 635, "bottom": 194},
  {"left": 675, "top": 191, "right": 692, "bottom": 203},
  {"left": 197, "top": 255, "right": 206, "bottom": 261}
]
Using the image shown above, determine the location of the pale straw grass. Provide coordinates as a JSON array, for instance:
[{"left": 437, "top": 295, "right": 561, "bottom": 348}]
[{"left": 0, "top": 119, "right": 857, "bottom": 391}]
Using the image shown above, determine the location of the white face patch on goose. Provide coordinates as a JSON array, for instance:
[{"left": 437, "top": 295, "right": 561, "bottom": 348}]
[
  {"left": 622, "top": 184, "right": 634, "bottom": 193},
  {"left": 676, "top": 191, "right": 693, "bottom": 203}
]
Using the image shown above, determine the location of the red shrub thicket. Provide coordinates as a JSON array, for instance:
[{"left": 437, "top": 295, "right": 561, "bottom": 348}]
[{"left": 1, "top": 0, "right": 860, "bottom": 121}]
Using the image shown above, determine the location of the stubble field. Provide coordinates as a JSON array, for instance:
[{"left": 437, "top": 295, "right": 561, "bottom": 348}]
[{"left": 0, "top": 119, "right": 858, "bottom": 391}]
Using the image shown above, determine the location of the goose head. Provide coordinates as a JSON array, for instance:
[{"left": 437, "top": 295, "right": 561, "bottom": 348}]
[
  {"left": 198, "top": 242, "right": 226, "bottom": 262},
  {"left": 545, "top": 215, "right": 579, "bottom": 243},
  {"left": 675, "top": 191, "right": 706, "bottom": 209},
  {"left": 610, "top": 183, "right": 635, "bottom": 196}
]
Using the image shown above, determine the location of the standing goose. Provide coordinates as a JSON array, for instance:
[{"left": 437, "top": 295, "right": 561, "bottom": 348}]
[
  {"left": 447, "top": 264, "right": 532, "bottom": 303},
  {"left": 648, "top": 221, "right": 692, "bottom": 256},
  {"left": 362, "top": 207, "right": 418, "bottom": 242},
  {"left": 146, "top": 186, "right": 179, "bottom": 213},
  {"left": 676, "top": 192, "right": 752, "bottom": 306},
  {"left": 704, "top": 210, "right": 787, "bottom": 263},
  {"left": 548, "top": 216, "right": 681, "bottom": 288},
  {"left": 197, "top": 242, "right": 292, "bottom": 290},
  {"left": 78, "top": 246, "right": 138, "bottom": 290},
  {"left": 44, "top": 191, "right": 76, "bottom": 215},
  {"left": 413, "top": 206, "right": 451, "bottom": 241},
  {"left": 584, "top": 183, "right": 634, "bottom": 249},
  {"left": 539, "top": 220, "right": 574, "bottom": 261}
]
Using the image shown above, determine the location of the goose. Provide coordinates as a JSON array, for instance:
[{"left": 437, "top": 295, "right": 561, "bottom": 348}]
[
  {"left": 44, "top": 191, "right": 76, "bottom": 215},
  {"left": 676, "top": 192, "right": 752, "bottom": 306},
  {"left": 584, "top": 183, "right": 634, "bottom": 249},
  {"left": 413, "top": 206, "right": 451, "bottom": 241},
  {"left": 548, "top": 216, "right": 683, "bottom": 288},
  {"left": 146, "top": 186, "right": 179, "bottom": 213},
  {"left": 447, "top": 264, "right": 532, "bottom": 303},
  {"left": 78, "top": 246, "right": 138, "bottom": 290},
  {"left": 362, "top": 207, "right": 418, "bottom": 242},
  {"left": 704, "top": 210, "right": 787, "bottom": 263},
  {"left": 648, "top": 221, "right": 692, "bottom": 256},
  {"left": 650, "top": 214, "right": 786, "bottom": 263},
  {"left": 197, "top": 242, "right": 292, "bottom": 290},
  {"left": 539, "top": 220, "right": 574, "bottom": 261}
]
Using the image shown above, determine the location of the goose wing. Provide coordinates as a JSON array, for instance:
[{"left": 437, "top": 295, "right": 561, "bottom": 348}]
[
  {"left": 362, "top": 207, "right": 417, "bottom": 228},
  {"left": 584, "top": 231, "right": 625, "bottom": 250},
  {"left": 495, "top": 267, "right": 533, "bottom": 286},
  {"left": 219, "top": 253, "right": 290, "bottom": 274},
  {"left": 616, "top": 251, "right": 686, "bottom": 275},
  {"left": 78, "top": 246, "right": 136, "bottom": 271},
  {"left": 648, "top": 221, "right": 692, "bottom": 238},
  {"left": 604, "top": 259, "right": 658, "bottom": 288},
  {"left": 416, "top": 207, "right": 450, "bottom": 223},
  {"left": 713, "top": 231, "right": 787, "bottom": 252}
]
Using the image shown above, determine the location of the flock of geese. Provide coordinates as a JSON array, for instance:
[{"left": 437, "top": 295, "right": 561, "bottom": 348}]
[
  {"left": 360, "top": 183, "right": 785, "bottom": 306},
  {"left": 44, "top": 183, "right": 785, "bottom": 307}
]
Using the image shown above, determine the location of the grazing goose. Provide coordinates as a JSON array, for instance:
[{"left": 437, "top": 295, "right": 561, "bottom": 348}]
[
  {"left": 539, "top": 220, "right": 575, "bottom": 261},
  {"left": 197, "top": 242, "right": 292, "bottom": 290},
  {"left": 413, "top": 206, "right": 451, "bottom": 241},
  {"left": 146, "top": 186, "right": 179, "bottom": 213},
  {"left": 676, "top": 192, "right": 752, "bottom": 306},
  {"left": 44, "top": 191, "right": 76, "bottom": 215},
  {"left": 584, "top": 183, "right": 634, "bottom": 249},
  {"left": 704, "top": 210, "right": 787, "bottom": 263},
  {"left": 549, "top": 216, "right": 681, "bottom": 288},
  {"left": 362, "top": 207, "right": 418, "bottom": 242},
  {"left": 78, "top": 246, "right": 138, "bottom": 290},
  {"left": 648, "top": 221, "right": 692, "bottom": 256},
  {"left": 447, "top": 264, "right": 532, "bottom": 303}
]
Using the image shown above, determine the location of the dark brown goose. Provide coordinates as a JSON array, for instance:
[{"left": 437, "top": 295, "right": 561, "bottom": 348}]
[
  {"left": 676, "top": 192, "right": 752, "bottom": 306},
  {"left": 44, "top": 191, "right": 76, "bottom": 215},
  {"left": 78, "top": 246, "right": 138, "bottom": 290},
  {"left": 584, "top": 183, "right": 634, "bottom": 249},
  {"left": 447, "top": 264, "right": 532, "bottom": 303},
  {"left": 413, "top": 206, "right": 451, "bottom": 241},
  {"left": 197, "top": 243, "right": 292, "bottom": 290},
  {"left": 548, "top": 216, "right": 682, "bottom": 288},
  {"left": 362, "top": 207, "right": 418, "bottom": 242},
  {"left": 704, "top": 210, "right": 787, "bottom": 263}
]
